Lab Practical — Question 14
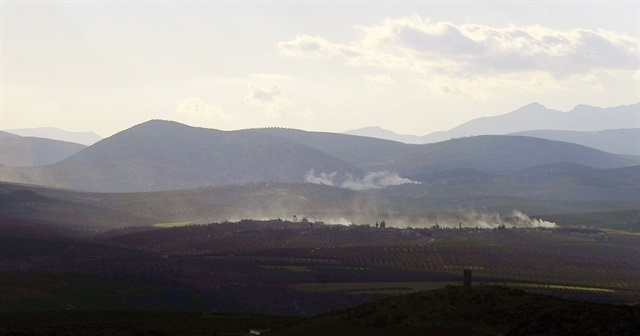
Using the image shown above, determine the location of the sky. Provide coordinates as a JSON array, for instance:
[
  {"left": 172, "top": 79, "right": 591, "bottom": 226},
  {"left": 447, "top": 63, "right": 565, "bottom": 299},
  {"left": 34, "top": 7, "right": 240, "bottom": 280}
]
[{"left": 1, "top": 1, "right": 639, "bottom": 137}]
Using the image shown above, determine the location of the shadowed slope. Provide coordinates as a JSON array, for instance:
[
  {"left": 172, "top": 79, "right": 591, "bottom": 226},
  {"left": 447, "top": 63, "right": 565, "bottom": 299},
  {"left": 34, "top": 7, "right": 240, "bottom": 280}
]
[{"left": 268, "top": 286, "right": 640, "bottom": 336}]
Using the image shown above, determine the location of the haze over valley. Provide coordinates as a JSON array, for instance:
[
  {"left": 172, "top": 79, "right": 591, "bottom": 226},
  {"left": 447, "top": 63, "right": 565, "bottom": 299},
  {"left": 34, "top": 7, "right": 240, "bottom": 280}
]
[{"left": 1, "top": 2, "right": 639, "bottom": 335}]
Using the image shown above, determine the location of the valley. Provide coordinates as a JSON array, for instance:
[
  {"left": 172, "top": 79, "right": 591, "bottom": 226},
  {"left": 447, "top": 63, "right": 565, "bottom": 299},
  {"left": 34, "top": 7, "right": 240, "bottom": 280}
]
[{"left": 1, "top": 105, "right": 638, "bottom": 335}]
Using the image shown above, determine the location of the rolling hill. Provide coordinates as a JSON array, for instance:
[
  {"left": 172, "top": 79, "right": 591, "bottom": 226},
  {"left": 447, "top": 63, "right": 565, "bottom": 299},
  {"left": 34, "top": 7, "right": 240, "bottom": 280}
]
[
  {"left": 343, "top": 126, "right": 423, "bottom": 144},
  {"left": 421, "top": 102, "right": 640, "bottom": 143},
  {"left": 344, "top": 103, "right": 640, "bottom": 144},
  {"left": 253, "top": 129, "right": 633, "bottom": 173},
  {"left": 510, "top": 128, "right": 640, "bottom": 156},
  {"left": 0, "top": 121, "right": 635, "bottom": 197},
  {"left": 0, "top": 121, "right": 362, "bottom": 192},
  {"left": 2, "top": 171, "right": 638, "bottom": 236},
  {"left": 4, "top": 127, "right": 103, "bottom": 146},
  {"left": 0, "top": 132, "right": 86, "bottom": 167},
  {"left": 268, "top": 286, "right": 640, "bottom": 336},
  {"left": 374, "top": 135, "right": 634, "bottom": 175},
  {"left": 377, "top": 163, "right": 640, "bottom": 205}
]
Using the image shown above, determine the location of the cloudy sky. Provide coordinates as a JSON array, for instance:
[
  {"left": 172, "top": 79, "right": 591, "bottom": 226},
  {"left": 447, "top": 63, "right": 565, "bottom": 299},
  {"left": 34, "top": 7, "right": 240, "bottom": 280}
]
[{"left": 2, "top": 1, "right": 638, "bottom": 137}]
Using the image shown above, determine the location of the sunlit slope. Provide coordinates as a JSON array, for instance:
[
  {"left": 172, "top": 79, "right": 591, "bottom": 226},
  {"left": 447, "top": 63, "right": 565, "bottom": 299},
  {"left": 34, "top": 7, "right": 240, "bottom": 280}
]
[{"left": 1, "top": 120, "right": 362, "bottom": 192}]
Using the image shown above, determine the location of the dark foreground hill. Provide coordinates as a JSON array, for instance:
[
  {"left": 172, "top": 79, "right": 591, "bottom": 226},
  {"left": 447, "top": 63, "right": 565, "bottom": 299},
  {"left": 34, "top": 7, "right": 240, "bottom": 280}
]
[
  {"left": 2, "top": 286, "right": 635, "bottom": 336},
  {"left": 268, "top": 286, "right": 640, "bottom": 336}
]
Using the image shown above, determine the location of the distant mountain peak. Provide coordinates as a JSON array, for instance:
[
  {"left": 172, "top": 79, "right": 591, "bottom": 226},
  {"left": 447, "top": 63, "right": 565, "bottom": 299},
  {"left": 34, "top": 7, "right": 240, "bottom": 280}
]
[
  {"left": 521, "top": 102, "right": 546, "bottom": 109},
  {"left": 342, "top": 126, "right": 422, "bottom": 144},
  {"left": 419, "top": 102, "right": 639, "bottom": 143},
  {"left": 5, "top": 127, "right": 103, "bottom": 146}
]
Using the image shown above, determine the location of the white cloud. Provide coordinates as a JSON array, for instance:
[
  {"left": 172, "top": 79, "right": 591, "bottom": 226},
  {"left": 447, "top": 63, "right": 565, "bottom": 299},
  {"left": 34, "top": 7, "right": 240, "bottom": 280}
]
[
  {"left": 278, "top": 16, "right": 639, "bottom": 99},
  {"left": 176, "top": 97, "right": 231, "bottom": 120},
  {"left": 244, "top": 84, "right": 293, "bottom": 119}
]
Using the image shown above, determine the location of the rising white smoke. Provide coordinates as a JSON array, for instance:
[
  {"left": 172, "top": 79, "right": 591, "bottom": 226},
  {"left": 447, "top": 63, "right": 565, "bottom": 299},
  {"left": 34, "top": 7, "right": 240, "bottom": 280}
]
[
  {"left": 304, "top": 170, "right": 337, "bottom": 186},
  {"left": 305, "top": 170, "right": 420, "bottom": 190},
  {"left": 341, "top": 172, "right": 421, "bottom": 191},
  {"left": 430, "top": 210, "right": 556, "bottom": 229}
]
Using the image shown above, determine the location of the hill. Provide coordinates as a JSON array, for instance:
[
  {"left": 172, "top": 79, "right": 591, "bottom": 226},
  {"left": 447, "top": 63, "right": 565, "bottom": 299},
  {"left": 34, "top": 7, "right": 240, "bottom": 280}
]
[
  {"left": 0, "top": 121, "right": 362, "bottom": 192},
  {"left": 0, "top": 133, "right": 86, "bottom": 167},
  {"left": 363, "top": 135, "right": 633, "bottom": 175},
  {"left": 510, "top": 128, "right": 640, "bottom": 156},
  {"left": 343, "top": 126, "right": 423, "bottom": 144},
  {"left": 268, "top": 286, "right": 640, "bottom": 336},
  {"left": 377, "top": 164, "right": 640, "bottom": 206},
  {"left": 1, "top": 173, "right": 638, "bottom": 236},
  {"left": 253, "top": 129, "right": 633, "bottom": 173},
  {"left": 0, "top": 184, "right": 155, "bottom": 234},
  {"left": 420, "top": 102, "right": 640, "bottom": 143},
  {"left": 4, "top": 127, "right": 103, "bottom": 146},
  {"left": 0, "top": 121, "right": 635, "bottom": 196}
]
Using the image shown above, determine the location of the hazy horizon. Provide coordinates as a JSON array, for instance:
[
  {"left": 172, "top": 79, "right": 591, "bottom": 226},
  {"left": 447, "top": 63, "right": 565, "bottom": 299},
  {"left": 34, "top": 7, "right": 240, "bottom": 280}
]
[{"left": 2, "top": 2, "right": 638, "bottom": 137}]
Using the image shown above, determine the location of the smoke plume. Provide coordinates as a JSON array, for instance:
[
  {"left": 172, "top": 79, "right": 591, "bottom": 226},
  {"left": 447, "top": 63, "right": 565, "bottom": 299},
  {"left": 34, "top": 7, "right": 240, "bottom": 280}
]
[
  {"left": 305, "top": 170, "right": 420, "bottom": 190},
  {"left": 428, "top": 210, "right": 556, "bottom": 229}
]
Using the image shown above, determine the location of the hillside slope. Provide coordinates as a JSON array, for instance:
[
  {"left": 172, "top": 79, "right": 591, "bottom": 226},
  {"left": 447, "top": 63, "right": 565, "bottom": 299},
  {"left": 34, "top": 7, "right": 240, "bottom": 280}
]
[
  {"left": 1, "top": 121, "right": 361, "bottom": 192},
  {"left": 0, "top": 134, "right": 86, "bottom": 167},
  {"left": 510, "top": 128, "right": 640, "bottom": 156},
  {"left": 268, "top": 286, "right": 640, "bottom": 336},
  {"left": 421, "top": 102, "right": 640, "bottom": 143},
  {"left": 4, "top": 127, "right": 103, "bottom": 146},
  {"left": 254, "top": 129, "right": 633, "bottom": 174},
  {"left": 343, "top": 126, "right": 423, "bottom": 144}
]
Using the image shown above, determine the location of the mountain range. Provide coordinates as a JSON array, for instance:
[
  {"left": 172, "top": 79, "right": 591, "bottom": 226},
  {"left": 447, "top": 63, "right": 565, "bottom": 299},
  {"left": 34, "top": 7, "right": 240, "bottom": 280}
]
[
  {"left": 510, "top": 128, "right": 640, "bottom": 157},
  {"left": 1, "top": 102, "right": 638, "bottom": 218},
  {"left": 0, "top": 131, "right": 86, "bottom": 167},
  {"left": 1, "top": 121, "right": 362, "bottom": 192},
  {"left": 0, "top": 119, "right": 636, "bottom": 207},
  {"left": 3, "top": 127, "right": 103, "bottom": 146},
  {"left": 345, "top": 102, "right": 640, "bottom": 144}
]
